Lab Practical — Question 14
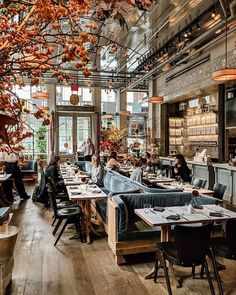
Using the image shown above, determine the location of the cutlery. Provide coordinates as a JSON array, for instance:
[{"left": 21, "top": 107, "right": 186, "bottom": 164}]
[{"left": 148, "top": 208, "right": 157, "bottom": 214}]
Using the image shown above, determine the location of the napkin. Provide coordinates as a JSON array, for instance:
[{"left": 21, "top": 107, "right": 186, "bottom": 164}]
[{"left": 71, "top": 191, "right": 81, "bottom": 195}]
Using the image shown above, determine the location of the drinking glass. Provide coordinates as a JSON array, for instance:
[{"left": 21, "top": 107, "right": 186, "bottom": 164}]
[{"left": 144, "top": 203, "right": 151, "bottom": 213}]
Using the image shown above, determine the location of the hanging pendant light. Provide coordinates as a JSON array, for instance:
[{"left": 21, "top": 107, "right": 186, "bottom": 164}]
[
  {"left": 148, "top": 96, "right": 164, "bottom": 103},
  {"left": 32, "top": 91, "right": 49, "bottom": 99},
  {"left": 212, "top": 4, "right": 236, "bottom": 82}
]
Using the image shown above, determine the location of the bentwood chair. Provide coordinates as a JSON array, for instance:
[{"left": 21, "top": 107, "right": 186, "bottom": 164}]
[
  {"left": 47, "top": 186, "right": 84, "bottom": 246},
  {"left": 212, "top": 183, "right": 227, "bottom": 201},
  {"left": 191, "top": 177, "right": 207, "bottom": 188},
  {"left": 154, "top": 223, "right": 222, "bottom": 295}
]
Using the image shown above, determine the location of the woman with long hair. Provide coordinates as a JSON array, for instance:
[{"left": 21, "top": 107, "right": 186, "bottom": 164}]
[
  {"left": 173, "top": 154, "right": 191, "bottom": 182},
  {"left": 90, "top": 155, "right": 104, "bottom": 186}
]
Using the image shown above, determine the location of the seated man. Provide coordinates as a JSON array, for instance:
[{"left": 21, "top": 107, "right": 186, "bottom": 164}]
[{"left": 130, "top": 158, "right": 147, "bottom": 183}]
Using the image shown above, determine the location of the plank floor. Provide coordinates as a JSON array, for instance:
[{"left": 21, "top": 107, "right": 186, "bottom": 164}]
[{"left": 6, "top": 186, "right": 236, "bottom": 295}]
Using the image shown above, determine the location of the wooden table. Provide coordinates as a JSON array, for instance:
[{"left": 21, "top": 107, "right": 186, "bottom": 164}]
[
  {"left": 67, "top": 184, "right": 107, "bottom": 244},
  {"left": 156, "top": 182, "right": 214, "bottom": 195},
  {"left": 135, "top": 204, "right": 236, "bottom": 283},
  {"left": 143, "top": 176, "right": 175, "bottom": 184},
  {"left": 0, "top": 174, "right": 12, "bottom": 183},
  {"left": 64, "top": 178, "right": 83, "bottom": 186}
]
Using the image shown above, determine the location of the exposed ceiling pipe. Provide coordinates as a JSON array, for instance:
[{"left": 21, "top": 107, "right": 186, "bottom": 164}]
[
  {"left": 219, "top": 0, "right": 228, "bottom": 17},
  {"left": 126, "top": 15, "right": 235, "bottom": 90},
  {"left": 116, "top": 0, "right": 201, "bottom": 74}
]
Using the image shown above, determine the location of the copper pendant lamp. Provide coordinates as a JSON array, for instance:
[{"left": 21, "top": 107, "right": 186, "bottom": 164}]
[
  {"left": 148, "top": 96, "right": 164, "bottom": 103},
  {"left": 212, "top": 3, "right": 236, "bottom": 82}
]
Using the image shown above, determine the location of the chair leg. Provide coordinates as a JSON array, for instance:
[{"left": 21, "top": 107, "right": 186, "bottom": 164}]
[
  {"left": 52, "top": 216, "right": 56, "bottom": 226},
  {"left": 160, "top": 252, "right": 173, "bottom": 295},
  {"left": 200, "top": 264, "right": 204, "bottom": 279},
  {"left": 209, "top": 247, "right": 224, "bottom": 295},
  {"left": 192, "top": 265, "right": 195, "bottom": 279},
  {"left": 54, "top": 219, "right": 69, "bottom": 246},
  {"left": 204, "top": 259, "right": 216, "bottom": 295},
  {"left": 53, "top": 219, "right": 62, "bottom": 236},
  {"left": 154, "top": 250, "right": 160, "bottom": 283}
]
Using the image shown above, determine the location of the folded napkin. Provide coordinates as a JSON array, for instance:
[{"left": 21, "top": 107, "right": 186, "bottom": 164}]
[
  {"left": 92, "top": 189, "right": 101, "bottom": 194},
  {"left": 71, "top": 191, "right": 81, "bottom": 195},
  {"left": 166, "top": 214, "right": 180, "bottom": 220}
]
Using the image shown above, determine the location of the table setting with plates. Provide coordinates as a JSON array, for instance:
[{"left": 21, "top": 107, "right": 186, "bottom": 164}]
[
  {"left": 144, "top": 174, "right": 175, "bottom": 184},
  {"left": 66, "top": 183, "right": 107, "bottom": 244},
  {"left": 157, "top": 181, "right": 214, "bottom": 195}
]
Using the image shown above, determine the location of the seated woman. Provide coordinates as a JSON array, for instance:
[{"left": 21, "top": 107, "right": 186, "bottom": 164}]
[
  {"left": 90, "top": 155, "right": 104, "bottom": 187},
  {"left": 173, "top": 154, "right": 191, "bottom": 182},
  {"left": 130, "top": 158, "right": 147, "bottom": 183},
  {"left": 106, "top": 151, "right": 120, "bottom": 171},
  {"left": 45, "top": 156, "right": 65, "bottom": 192}
]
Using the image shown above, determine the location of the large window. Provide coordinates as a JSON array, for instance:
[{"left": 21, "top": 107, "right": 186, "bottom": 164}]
[
  {"left": 101, "top": 89, "right": 117, "bottom": 113},
  {"left": 56, "top": 86, "right": 92, "bottom": 106},
  {"left": 77, "top": 117, "right": 91, "bottom": 150},
  {"left": 58, "top": 117, "right": 73, "bottom": 154},
  {"left": 12, "top": 85, "right": 48, "bottom": 159},
  {"left": 127, "top": 92, "right": 148, "bottom": 113}
]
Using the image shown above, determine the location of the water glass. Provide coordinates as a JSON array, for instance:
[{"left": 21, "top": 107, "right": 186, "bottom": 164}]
[{"left": 144, "top": 203, "right": 151, "bottom": 213}]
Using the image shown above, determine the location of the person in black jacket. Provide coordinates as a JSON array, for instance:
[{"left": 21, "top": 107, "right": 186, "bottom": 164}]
[
  {"left": 45, "top": 156, "right": 65, "bottom": 192},
  {"left": 173, "top": 154, "right": 191, "bottom": 182}
]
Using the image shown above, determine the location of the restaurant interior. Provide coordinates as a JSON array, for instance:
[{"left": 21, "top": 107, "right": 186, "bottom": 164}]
[{"left": 1, "top": 0, "right": 236, "bottom": 294}]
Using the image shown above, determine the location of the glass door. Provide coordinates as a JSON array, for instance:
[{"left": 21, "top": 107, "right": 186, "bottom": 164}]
[
  {"left": 76, "top": 117, "right": 91, "bottom": 153},
  {"left": 57, "top": 114, "right": 92, "bottom": 160}
]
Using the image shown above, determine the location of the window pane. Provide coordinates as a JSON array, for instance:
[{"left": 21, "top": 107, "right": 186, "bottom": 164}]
[
  {"left": 56, "top": 86, "right": 92, "bottom": 106},
  {"left": 59, "top": 117, "right": 73, "bottom": 154},
  {"left": 126, "top": 92, "right": 148, "bottom": 113},
  {"left": 77, "top": 117, "right": 91, "bottom": 150},
  {"left": 101, "top": 89, "right": 117, "bottom": 113}
]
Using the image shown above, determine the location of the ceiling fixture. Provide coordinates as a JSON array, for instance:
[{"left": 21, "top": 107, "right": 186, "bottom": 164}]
[
  {"left": 148, "top": 96, "right": 164, "bottom": 103},
  {"left": 212, "top": 4, "right": 236, "bottom": 82},
  {"left": 120, "top": 111, "right": 131, "bottom": 116},
  {"left": 32, "top": 91, "right": 49, "bottom": 99},
  {"left": 211, "top": 9, "right": 216, "bottom": 18}
]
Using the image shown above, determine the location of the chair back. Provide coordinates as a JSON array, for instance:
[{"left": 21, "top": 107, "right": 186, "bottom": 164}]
[
  {"left": 47, "top": 176, "right": 57, "bottom": 195},
  {"left": 191, "top": 177, "right": 207, "bottom": 188},
  {"left": 174, "top": 223, "right": 213, "bottom": 267},
  {"left": 46, "top": 180, "right": 58, "bottom": 216},
  {"left": 213, "top": 183, "right": 227, "bottom": 200},
  {"left": 226, "top": 219, "right": 236, "bottom": 258}
]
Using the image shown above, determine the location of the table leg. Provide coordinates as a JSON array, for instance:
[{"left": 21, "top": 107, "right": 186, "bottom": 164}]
[
  {"left": 145, "top": 225, "right": 180, "bottom": 287},
  {"left": 84, "top": 200, "right": 91, "bottom": 244},
  {"left": 145, "top": 225, "right": 171, "bottom": 280}
]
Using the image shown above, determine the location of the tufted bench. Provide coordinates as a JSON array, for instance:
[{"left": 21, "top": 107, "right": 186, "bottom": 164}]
[{"left": 108, "top": 192, "right": 218, "bottom": 264}]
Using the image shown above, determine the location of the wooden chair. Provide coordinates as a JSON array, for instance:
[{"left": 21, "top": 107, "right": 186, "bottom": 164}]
[{"left": 154, "top": 223, "right": 222, "bottom": 295}]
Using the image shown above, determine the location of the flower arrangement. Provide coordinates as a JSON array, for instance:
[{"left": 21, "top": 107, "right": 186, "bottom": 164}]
[
  {"left": 100, "top": 127, "right": 127, "bottom": 152},
  {"left": 0, "top": 0, "right": 154, "bottom": 153}
]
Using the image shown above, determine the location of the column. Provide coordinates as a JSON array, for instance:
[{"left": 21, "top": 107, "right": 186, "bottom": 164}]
[
  {"left": 218, "top": 84, "right": 225, "bottom": 163},
  {"left": 92, "top": 86, "right": 101, "bottom": 152},
  {"left": 148, "top": 80, "right": 161, "bottom": 146},
  {"left": 46, "top": 84, "right": 56, "bottom": 159}
]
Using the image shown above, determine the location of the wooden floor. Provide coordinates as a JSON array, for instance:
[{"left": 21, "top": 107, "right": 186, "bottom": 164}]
[{"left": 6, "top": 186, "right": 236, "bottom": 295}]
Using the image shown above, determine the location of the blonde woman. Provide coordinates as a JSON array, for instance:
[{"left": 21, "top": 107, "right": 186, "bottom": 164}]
[{"left": 90, "top": 155, "right": 104, "bottom": 186}]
